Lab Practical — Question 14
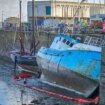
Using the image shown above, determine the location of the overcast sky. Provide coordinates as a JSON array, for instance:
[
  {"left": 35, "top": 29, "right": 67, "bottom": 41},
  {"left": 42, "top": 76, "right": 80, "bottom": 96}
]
[
  {"left": 0, "top": 0, "right": 29, "bottom": 22},
  {"left": 0, "top": 0, "right": 104, "bottom": 22}
]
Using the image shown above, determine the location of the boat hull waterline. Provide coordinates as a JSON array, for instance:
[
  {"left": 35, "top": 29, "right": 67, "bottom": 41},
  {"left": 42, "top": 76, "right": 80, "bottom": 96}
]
[{"left": 37, "top": 48, "right": 101, "bottom": 98}]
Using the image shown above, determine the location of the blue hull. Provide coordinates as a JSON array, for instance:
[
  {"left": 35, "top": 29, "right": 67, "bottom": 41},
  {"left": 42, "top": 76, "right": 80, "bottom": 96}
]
[
  {"left": 37, "top": 47, "right": 101, "bottom": 81},
  {"left": 36, "top": 34, "right": 101, "bottom": 97},
  {"left": 36, "top": 47, "right": 101, "bottom": 98}
]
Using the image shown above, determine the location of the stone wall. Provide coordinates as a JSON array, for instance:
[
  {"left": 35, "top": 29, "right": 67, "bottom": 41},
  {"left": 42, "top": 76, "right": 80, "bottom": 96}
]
[
  {"left": 0, "top": 30, "right": 55, "bottom": 57},
  {"left": 0, "top": 30, "right": 16, "bottom": 56},
  {"left": 0, "top": 30, "right": 104, "bottom": 57}
]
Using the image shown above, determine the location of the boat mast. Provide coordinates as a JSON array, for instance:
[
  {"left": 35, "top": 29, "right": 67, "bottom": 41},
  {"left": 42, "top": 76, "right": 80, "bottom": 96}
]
[
  {"left": 19, "top": 0, "right": 24, "bottom": 54},
  {"left": 32, "top": 0, "right": 36, "bottom": 54},
  {"left": 20, "top": 0, "right": 22, "bottom": 34}
]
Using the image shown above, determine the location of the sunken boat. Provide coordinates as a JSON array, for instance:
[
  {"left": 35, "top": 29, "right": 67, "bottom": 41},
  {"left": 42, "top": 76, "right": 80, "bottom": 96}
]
[{"left": 36, "top": 34, "right": 101, "bottom": 98}]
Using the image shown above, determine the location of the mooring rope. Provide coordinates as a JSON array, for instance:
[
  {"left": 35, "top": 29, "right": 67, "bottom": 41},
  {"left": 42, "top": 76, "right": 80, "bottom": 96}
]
[{"left": 13, "top": 74, "right": 99, "bottom": 104}]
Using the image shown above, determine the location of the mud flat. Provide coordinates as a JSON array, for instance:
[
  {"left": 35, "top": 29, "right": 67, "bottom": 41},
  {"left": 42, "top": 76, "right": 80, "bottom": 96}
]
[{"left": 0, "top": 56, "right": 80, "bottom": 105}]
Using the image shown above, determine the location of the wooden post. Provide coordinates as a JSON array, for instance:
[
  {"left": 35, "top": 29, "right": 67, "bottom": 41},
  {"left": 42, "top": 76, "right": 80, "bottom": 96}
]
[
  {"left": 14, "top": 56, "right": 17, "bottom": 76},
  {"left": 99, "top": 49, "right": 105, "bottom": 105},
  {"left": 32, "top": 0, "right": 36, "bottom": 54}
]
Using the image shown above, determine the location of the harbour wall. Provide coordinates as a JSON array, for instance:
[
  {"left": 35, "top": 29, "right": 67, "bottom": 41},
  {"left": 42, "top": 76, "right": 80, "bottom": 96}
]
[
  {"left": 0, "top": 30, "right": 104, "bottom": 56},
  {"left": 0, "top": 30, "right": 54, "bottom": 57}
]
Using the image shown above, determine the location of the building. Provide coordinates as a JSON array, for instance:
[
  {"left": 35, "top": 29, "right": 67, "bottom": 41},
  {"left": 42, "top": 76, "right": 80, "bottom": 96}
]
[
  {"left": 90, "top": 14, "right": 105, "bottom": 21},
  {"left": 3, "top": 17, "right": 20, "bottom": 30},
  {"left": 27, "top": 1, "right": 105, "bottom": 25},
  {"left": 4, "top": 17, "right": 20, "bottom": 27}
]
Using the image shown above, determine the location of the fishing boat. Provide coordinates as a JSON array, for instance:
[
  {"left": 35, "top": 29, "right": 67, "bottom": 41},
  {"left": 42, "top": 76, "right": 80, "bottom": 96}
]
[
  {"left": 10, "top": 49, "right": 38, "bottom": 73},
  {"left": 10, "top": 0, "right": 40, "bottom": 75},
  {"left": 36, "top": 34, "right": 101, "bottom": 98}
]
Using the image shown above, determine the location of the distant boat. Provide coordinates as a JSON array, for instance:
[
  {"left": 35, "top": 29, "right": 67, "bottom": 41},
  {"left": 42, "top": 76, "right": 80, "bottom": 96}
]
[{"left": 36, "top": 34, "right": 101, "bottom": 98}]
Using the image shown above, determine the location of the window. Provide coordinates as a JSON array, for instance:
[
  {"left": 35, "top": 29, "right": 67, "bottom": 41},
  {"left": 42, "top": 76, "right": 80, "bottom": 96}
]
[
  {"left": 59, "top": 37, "right": 61, "bottom": 41},
  {"left": 62, "top": 39, "right": 66, "bottom": 43},
  {"left": 46, "top": 6, "right": 51, "bottom": 15},
  {"left": 56, "top": 40, "right": 58, "bottom": 43},
  {"left": 69, "top": 43, "right": 74, "bottom": 47},
  {"left": 66, "top": 41, "right": 70, "bottom": 45}
]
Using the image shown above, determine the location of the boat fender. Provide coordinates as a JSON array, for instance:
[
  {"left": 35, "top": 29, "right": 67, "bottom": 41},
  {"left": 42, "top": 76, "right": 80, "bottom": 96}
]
[{"left": 14, "top": 74, "right": 31, "bottom": 80}]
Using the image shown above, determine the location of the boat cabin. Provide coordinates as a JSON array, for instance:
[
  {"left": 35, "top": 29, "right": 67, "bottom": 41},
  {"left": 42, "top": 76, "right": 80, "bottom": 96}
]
[
  {"left": 50, "top": 34, "right": 78, "bottom": 50},
  {"left": 50, "top": 34, "right": 102, "bottom": 52}
]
